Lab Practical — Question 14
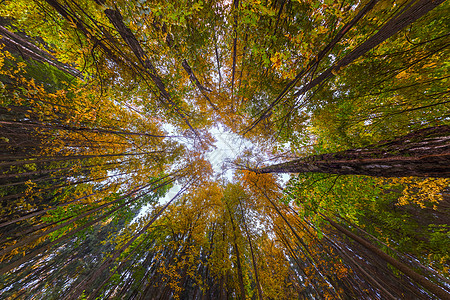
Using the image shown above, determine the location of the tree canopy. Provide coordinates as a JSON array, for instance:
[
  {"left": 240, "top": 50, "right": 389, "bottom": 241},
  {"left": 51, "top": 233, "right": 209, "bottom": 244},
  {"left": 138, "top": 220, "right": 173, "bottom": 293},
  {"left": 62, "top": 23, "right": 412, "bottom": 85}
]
[{"left": 0, "top": 0, "right": 449, "bottom": 299}]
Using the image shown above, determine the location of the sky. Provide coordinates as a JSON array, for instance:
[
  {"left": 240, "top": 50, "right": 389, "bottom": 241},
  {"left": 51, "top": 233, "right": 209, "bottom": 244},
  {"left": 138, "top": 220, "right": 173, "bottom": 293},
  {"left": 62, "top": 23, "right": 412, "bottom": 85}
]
[
  {"left": 160, "top": 124, "right": 291, "bottom": 203},
  {"left": 133, "top": 124, "right": 291, "bottom": 221}
]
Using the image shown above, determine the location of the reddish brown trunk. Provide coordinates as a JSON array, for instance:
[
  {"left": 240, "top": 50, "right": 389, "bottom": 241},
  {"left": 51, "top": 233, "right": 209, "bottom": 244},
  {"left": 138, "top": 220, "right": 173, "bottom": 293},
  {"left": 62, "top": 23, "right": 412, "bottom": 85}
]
[
  {"left": 0, "top": 120, "right": 171, "bottom": 138},
  {"left": 293, "top": 0, "right": 446, "bottom": 98},
  {"left": 245, "top": 0, "right": 444, "bottom": 135},
  {"left": 67, "top": 181, "right": 190, "bottom": 300},
  {"left": 0, "top": 25, "right": 83, "bottom": 78},
  {"left": 258, "top": 126, "right": 450, "bottom": 178},
  {"left": 226, "top": 208, "right": 246, "bottom": 300},
  {"left": 325, "top": 216, "right": 450, "bottom": 300},
  {"left": 237, "top": 199, "right": 263, "bottom": 300},
  {"left": 103, "top": 8, "right": 198, "bottom": 136}
]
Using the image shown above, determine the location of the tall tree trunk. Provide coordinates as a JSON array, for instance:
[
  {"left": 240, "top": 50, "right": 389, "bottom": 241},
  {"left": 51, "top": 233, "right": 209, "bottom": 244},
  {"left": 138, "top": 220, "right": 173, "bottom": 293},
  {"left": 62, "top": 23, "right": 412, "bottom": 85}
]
[
  {"left": 103, "top": 8, "right": 198, "bottom": 137},
  {"left": 324, "top": 216, "right": 450, "bottom": 300},
  {"left": 66, "top": 182, "right": 191, "bottom": 300},
  {"left": 226, "top": 207, "right": 246, "bottom": 300},
  {"left": 230, "top": 0, "right": 240, "bottom": 99},
  {"left": 245, "top": 0, "right": 445, "bottom": 135},
  {"left": 0, "top": 25, "right": 83, "bottom": 79},
  {"left": 237, "top": 199, "right": 263, "bottom": 300},
  {"left": 292, "top": 0, "right": 446, "bottom": 98},
  {"left": 257, "top": 126, "right": 450, "bottom": 178}
]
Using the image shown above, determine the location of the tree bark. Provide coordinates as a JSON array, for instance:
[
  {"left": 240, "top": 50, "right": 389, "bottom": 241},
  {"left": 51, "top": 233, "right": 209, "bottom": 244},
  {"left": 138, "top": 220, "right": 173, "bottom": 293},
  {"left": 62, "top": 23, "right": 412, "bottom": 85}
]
[
  {"left": 103, "top": 8, "right": 199, "bottom": 137},
  {"left": 293, "top": 0, "right": 446, "bottom": 98},
  {"left": 237, "top": 198, "right": 263, "bottom": 300},
  {"left": 66, "top": 181, "right": 190, "bottom": 300},
  {"left": 257, "top": 126, "right": 450, "bottom": 178},
  {"left": 226, "top": 206, "right": 246, "bottom": 300},
  {"left": 324, "top": 216, "right": 450, "bottom": 300},
  {"left": 245, "top": 0, "right": 445, "bottom": 135},
  {"left": 230, "top": 0, "right": 240, "bottom": 97},
  {"left": 0, "top": 25, "right": 83, "bottom": 79}
]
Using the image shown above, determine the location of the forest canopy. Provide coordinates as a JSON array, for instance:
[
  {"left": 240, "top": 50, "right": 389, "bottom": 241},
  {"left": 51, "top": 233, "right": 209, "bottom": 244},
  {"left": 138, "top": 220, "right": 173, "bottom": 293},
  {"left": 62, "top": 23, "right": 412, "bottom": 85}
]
[{"left": 0, "top": 0, "right": 449, "bottom": 299}]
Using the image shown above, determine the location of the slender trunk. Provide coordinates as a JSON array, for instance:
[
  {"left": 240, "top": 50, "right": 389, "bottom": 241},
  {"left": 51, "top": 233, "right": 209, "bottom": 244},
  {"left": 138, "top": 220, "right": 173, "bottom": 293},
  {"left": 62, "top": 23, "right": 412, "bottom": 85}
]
[
  {"left": 244, "top": 0, "right": 380, "bottom": 134},
  {"left": 44, "top": 0, "right": 124, "bottom": 66},
  {"left": 213, "top": 30, "right": 222, "bottom": 91},
  {"left": 230, "top": 0, "right": 239, "bottom": 99},
  {"left": 0, "top": 177, "right": 175, "bottom": 276},
  {"left": 257, "top": 186, "right": 339, "bottom": 296},
  {"left": 324, "top": 216, "right": 450, "bottom": 300},
  {"left": 66, "top": 181, "right": 191, "bottom": 300},
  {"left": 0, "top": 159, "right": 131, "bottom": 180},
  {"left": 87, "top": 237, "right": 154, "bottom": 300},
  {"left": 103, "top": 8, "right": 198, "bottom": 136},
  {"left": 0, "top": 25, "right": 83, "bottom": 78},
  {"left": 293, "top": 0, "right": 446, "bottom": 98},
  {"left": 152, "top": 19, "right": 216, "bottom": 110},
  {"left": 181, "top": 59, "right": 217, "bottom": 110},
  {"left": 0, "top": 169, "right": 176, "bottom": 228},
  {"left": 257, "top": 126, "right": 450, "bottom": 178},
  {"left": 295, "top": 213, "right": 397, "bottom": 299},
  {"left": 329, "top": 211, "right": 450, "bottom": 286},
  {"left": 276, "top": 228, "right": 320, "bottom": 299},
  {"left": 0, "top": 182, "right": 149, "bottom": 258},
  {"left": 0, "top": 170, "right": 130, "bottom": 202},
  {"left": 237, "top": 198, "right": 263, "bottom": 300},
  {"left": 226, "top": 207, "right": 246, "bottom": 300},
  {"left": 0, "top": 150, "right": 165, "bottom": 168},
  {"left": 0, "top": 193, "right": 133, "bottom": 275},
  {"left": 0, "top": 120, "right": 171, "bottom": 138}
]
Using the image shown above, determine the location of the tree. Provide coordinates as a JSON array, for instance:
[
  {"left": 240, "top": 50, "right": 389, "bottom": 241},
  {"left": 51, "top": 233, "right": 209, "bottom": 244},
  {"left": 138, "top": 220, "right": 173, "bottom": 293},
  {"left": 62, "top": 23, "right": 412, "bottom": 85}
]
[
  {"left": 256, "top": 125, "right": 450, "bottom": 178},
  {"left": 1, "top": 0, "right": 449, "bottom": 298},
  {"left": 323, "top": 214, "right": 450, "bottom": 300}
]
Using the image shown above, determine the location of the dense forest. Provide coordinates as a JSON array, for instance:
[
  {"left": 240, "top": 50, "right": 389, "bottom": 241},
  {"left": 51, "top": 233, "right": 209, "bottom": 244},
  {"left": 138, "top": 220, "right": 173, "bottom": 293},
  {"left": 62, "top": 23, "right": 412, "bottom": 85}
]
[{"left": 0, "top": 0, "right": 449, "bottom": 299}]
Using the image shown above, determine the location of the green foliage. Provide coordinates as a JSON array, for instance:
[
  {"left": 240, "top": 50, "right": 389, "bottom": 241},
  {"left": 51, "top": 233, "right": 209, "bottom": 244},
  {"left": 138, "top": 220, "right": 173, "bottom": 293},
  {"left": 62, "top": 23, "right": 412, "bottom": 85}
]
[
  {"left": 0, "top": 0, "right": 449, "bottom": 298},
  {"left": 286, "top": 172, "right": 450, "bottom": 276}
]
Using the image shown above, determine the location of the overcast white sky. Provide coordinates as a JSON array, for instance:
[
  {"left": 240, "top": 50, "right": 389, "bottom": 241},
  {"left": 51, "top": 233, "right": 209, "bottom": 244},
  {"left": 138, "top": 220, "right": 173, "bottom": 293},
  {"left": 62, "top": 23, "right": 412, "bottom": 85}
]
[{"left": 134, "top": 124, "right": 291, "bottom": 221}]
